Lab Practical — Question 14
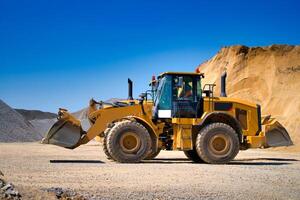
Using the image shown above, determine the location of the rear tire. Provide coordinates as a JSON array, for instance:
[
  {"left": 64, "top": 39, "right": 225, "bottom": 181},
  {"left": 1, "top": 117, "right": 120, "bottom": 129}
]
[
  {"left": 183, "top": 149, "right": 203, "bottom": 163},
  {"left": 106, "top": 120, "right": 151, "bottom": 163},
  {"left": 196, "top": 123, "right": 239, "bottom": 164}
]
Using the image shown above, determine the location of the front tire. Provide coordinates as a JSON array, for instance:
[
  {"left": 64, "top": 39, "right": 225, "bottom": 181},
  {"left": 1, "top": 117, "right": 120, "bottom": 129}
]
[
  {"left": 196, "top": 123, "right": 239, "bottom": 164},
  {"left": 106, "top": 120, "right": 151, "bottom": 163},
  {"left": 103, "top": 127, "right": 112, "bottom": 159}
]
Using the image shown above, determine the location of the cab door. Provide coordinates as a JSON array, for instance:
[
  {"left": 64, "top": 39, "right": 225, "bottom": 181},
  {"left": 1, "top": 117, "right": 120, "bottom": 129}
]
[
  {"left": 172, "top": 75, "right": 203, "bottom": 118},
  {"left": 152, "top": 74, "right": 203, "bottom": 119}
]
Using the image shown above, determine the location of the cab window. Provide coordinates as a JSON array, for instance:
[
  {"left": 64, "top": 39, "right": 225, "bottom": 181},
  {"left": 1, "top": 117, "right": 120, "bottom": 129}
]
[
  {"left": 196, "top": 78, "right": 202, "bottom": 100},
  {"left": 173, "top": 76, "right": 194, "bottom": 101}
]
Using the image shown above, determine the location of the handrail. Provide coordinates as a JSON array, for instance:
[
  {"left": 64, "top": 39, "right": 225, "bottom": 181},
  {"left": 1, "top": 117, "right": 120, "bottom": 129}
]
[{"left": 203, "top": 84, "right": 216, "bottom": 111}]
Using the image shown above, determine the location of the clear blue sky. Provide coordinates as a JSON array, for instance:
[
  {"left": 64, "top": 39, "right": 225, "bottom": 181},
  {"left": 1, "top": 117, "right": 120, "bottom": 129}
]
[{"left": 1, "top": 0, "right": 299, "bottom": 112}]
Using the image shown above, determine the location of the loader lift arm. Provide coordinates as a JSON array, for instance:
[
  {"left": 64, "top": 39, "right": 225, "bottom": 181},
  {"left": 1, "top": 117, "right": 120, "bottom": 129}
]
[{"left": 42, "top": 103, "right": 160, "bottom": 149}]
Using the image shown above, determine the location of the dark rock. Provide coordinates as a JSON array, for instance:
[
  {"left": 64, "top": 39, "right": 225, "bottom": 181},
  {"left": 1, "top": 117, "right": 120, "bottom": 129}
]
[
  {"left": 0, "top": 180, "right": 21, "bottom": 200},
  {"left": 43, "top": 187, "right": 87, "bottom": 199},
  {"left": 1, "top": 183, "right": 12, "bottom": 191},
  {"left": 0, "top": 179, "right": 5, "bottom": 188}
]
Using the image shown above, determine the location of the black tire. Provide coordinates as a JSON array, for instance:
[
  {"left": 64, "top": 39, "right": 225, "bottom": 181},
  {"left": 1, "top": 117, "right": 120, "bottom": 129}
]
[
  {"left": 103, "top": 127, "right": 112, "bottom": 159},
  {"left": 183, "top": 149, "right": 204, "bottom": 163},
  {"left": 145, "top": 148, "right": 161, "bottom": 160},
  {"left": 196, "top": 123, "right": 239, "bottom": 164},
  {"left": 106, "top": 120, "right": 151, "bottom": 163}
]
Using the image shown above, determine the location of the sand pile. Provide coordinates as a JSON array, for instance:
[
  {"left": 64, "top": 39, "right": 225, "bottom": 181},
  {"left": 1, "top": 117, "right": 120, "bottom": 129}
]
[
  {"left": 197, "top": 44, "right": 300, "bottom": 148},
  {"left": 0, "top": 99, "right": 42, "bottom": 142}
]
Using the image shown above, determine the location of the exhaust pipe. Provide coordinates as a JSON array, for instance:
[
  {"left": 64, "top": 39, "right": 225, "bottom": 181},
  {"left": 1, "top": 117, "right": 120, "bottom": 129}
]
[
  {"left": 128, "top": 78, "right": 133, "bottom": 100},
  {"left": 220, "top": 71, "right": 227, "bottom": 97}
]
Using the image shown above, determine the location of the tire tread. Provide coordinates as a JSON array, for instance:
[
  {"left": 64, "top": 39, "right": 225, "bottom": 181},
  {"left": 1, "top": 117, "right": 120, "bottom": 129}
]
[
  {"left": 106, "top": 120, "right": 151, "bottom": 163},
  {"left": 196, "top": 123, "right": 239, "bottom": 164}
]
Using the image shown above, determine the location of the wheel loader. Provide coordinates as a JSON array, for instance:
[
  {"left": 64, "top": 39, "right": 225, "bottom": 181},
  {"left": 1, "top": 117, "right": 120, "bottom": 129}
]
[{"left": 42, "top": 71, "right": 292, "bottom": 164}]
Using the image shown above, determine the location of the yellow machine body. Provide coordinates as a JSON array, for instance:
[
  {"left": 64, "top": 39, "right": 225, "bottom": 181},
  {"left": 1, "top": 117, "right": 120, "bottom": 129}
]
[
  {"left": 42, "top": 71, "right": 292, "bottom": 163},
  {"left": 42, "top": 96, "right": 290, "bottom": 150}
]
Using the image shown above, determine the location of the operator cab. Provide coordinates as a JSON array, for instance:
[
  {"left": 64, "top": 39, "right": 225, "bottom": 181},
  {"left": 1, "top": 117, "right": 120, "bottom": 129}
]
[{"left": 152, "top": 72, "right": 204, "bottom": 119}]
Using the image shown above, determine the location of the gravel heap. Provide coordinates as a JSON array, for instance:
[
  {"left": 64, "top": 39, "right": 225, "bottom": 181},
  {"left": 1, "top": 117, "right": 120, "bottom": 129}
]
[
  {"left": 29, "top": 118, "right": 57, "bottom": 138},
  {"left": 15, "top": 108, "right": 58, "bottom": 138},
  {"left": 0, "top": 99, "right": 42, "bottom": 142},
  {"left": 15, "top": 109, "right": 57, "bottom": 121},
  {"left": 72, "top": 107, "right": 88, "bottom": 121}
]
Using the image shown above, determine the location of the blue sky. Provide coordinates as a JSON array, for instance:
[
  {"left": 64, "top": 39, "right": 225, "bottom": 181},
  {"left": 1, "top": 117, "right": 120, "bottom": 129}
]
[{"left": 0, "top": 0, "right": 299, "bottom": 112}]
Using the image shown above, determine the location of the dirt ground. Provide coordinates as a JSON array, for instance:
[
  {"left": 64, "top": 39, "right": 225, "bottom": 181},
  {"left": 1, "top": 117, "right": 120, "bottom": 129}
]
[{"left": 0, "top": 142, "right": 300, "bottom": 200}]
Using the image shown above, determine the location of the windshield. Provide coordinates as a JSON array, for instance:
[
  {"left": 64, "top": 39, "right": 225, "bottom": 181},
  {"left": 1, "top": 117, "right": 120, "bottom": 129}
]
[
  {"left": 154, "top": 75, "right": 172, "bottom": 110},
  {"left": 154, "top": 77, "right": 163, "bottom": 104}
]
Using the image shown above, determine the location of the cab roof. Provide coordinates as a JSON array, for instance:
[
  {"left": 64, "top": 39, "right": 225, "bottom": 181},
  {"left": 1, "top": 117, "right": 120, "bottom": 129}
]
[{"left": 158, "top": 72, "right": 204, "bottom": 78}]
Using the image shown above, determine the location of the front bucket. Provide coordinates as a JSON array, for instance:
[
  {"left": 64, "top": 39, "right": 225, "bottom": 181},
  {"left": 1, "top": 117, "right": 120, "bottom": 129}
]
[
  {"left": 263, "top": 116, "right": 293, "bottom": 147},
  {"left": 41, "top": 119, "right": 83, "bottom": 149}
]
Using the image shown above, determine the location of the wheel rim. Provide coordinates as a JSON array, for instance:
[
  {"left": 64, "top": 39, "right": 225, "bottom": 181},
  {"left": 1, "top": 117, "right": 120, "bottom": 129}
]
[
  {"left": 208, "top": 133, "right": 231, "bottom": 156},
  {"left": 119, "top": 132, "right": 141, "bottom": 154}
]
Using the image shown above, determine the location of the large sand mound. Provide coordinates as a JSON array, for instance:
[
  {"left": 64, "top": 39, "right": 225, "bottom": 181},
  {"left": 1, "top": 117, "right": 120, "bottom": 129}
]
[
  {"left": 0, "top": 100, "right": 42, "bottom": 142},
  {"left": 197, "top": 44, "right": 300, "bottom": 148}
]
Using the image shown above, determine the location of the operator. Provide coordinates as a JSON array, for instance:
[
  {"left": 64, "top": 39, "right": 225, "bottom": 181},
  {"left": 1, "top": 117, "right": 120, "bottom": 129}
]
[{"left": 179, "top": 83, "right": 192, "bottom": 98}]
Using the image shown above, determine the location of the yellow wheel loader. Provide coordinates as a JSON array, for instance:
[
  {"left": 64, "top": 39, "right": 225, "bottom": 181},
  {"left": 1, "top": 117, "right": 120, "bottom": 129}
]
[{"left": 42, "top": 71, "right": 292, "bottom": 164}]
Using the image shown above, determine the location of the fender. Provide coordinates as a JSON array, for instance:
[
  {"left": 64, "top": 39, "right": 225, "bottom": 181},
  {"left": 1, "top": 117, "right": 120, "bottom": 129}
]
[{"left": 199, "top": 111, "right": 243, "bottom": 143}]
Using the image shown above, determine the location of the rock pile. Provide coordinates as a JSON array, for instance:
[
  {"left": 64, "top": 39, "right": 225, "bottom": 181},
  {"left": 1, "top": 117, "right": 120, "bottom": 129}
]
[
  {"left": 44, "top": 187, "right": 87, "bottom": 200},
  {"left": 0, "top": 173, "right": 21, "bottom": 200}
]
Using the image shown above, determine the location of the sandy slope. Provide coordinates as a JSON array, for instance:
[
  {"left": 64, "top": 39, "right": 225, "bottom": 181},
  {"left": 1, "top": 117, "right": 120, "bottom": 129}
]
[{"left": 197, "top": 45, "right": 300, "bottom": 149}]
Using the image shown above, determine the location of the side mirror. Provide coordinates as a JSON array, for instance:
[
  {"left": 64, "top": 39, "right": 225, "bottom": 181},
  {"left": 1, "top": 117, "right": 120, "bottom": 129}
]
[
  {"left": 139, "top": 92, "right": 147, "bottom": 105},
  {"left": 139, "top": 92, "right": 147, "bottom": 99}
]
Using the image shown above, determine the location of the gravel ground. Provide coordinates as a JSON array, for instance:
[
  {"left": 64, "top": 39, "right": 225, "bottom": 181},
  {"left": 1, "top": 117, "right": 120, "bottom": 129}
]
[{"left": 0, "top": 142, "right": 299, "bottom": 200}]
